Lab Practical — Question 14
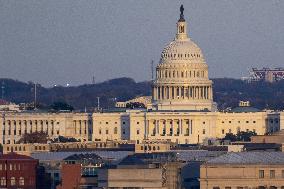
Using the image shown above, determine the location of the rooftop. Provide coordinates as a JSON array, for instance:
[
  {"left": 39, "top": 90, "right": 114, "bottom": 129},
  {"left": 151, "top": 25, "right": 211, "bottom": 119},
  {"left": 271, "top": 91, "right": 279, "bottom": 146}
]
[
  {"left": 230, "top": 106, "right": 260, "bottom": 113},
  {"left": 206, "top": 152, "right": 284, "bottom": 165},
  {"left": 0, "top": 152, "right": 35, "bottom": 160},
  {"left": 31, "top": 151, "right": 132, "bottom": 162}
]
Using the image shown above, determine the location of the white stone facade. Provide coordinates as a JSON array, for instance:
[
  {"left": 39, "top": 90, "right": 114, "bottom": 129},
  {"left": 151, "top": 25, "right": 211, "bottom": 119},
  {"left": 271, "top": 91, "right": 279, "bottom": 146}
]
[
  {"left": 0, "top": 112, "right": 92, "bottom": 144},
  {"left": 92, "top": 110, "right": 280, "bottom": 144},
  {"left": 91, "top": 9, "right": 282, "bottom": 144}
]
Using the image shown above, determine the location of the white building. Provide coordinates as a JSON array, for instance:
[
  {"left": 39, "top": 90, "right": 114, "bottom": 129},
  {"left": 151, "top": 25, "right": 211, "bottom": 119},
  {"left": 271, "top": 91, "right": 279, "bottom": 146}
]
[{"left": 92, "top": 6, "right": 281, "bottom": 144}]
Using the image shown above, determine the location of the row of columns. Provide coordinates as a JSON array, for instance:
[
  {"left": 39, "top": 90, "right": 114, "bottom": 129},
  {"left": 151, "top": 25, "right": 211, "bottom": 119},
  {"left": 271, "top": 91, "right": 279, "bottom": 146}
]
[
  {"left": 2, "top": 123, "right": 56, "bottom": 136},
  {"left": 145, "top": 119, "right": 193, "bottom": 137},
  {"left": 74, "top": 120, "right": 87, "bottom": 135},
  {"left": 156, "top": 69, "right": 207, "bottom": 79},
  {"left": 153, "top": 85, "right": 212, "bottom": 101}
]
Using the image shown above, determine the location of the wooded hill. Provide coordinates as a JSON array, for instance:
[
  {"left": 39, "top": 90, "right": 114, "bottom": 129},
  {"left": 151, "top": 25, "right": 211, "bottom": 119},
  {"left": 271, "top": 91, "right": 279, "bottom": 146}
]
[{"left": 1, "top": 77, "right": 284, "bottom": 111}]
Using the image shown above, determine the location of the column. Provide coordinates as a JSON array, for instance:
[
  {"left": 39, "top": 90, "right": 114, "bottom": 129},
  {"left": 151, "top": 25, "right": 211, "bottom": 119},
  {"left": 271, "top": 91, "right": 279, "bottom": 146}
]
[
  {"left": 179, "top": 119, "right": 182, "bottom": 135},
  {"left": 146, "top": 120, "right": 149, "bottom": 139},
  {"left": 170, "top": 120, "right": 173, "bottom": 136},
  {"left": 155, "top": 120, "right": 159, "bottom": 134},
  {"left": 169, "top": 86, "right": 172, "bottom": 99},
  {"left": 188, "top": 120, "right": 191, "bottom": 135},
  {"left": 159, "top": 120, "right": 164, "bottom": 135}
]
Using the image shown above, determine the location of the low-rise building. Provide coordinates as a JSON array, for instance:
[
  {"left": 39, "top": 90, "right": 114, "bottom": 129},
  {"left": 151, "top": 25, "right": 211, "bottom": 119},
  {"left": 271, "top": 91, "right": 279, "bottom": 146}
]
[
  {"left": 200, "top": 152, "right": 284, "bottom": 188},
  {"left": 98, "top": 153, "right": 182, "bottom": 189},
  {"left": 3, "top": 141, "right": 135, "bottom": 156},
  {"left": 115, "top": 96, "right": 152, "bottom": 108},
  {"left": 135, "top": 140, "right": 172, "bottom": 153},
  {"left": 57, "top": 153, "right": 105, "bottom": 189},
  {"left": 251, "top": 129, "right": 284, "bottom": 144},
  {"left": 0, "top": 153, "right": 39, "bottom": 189}
]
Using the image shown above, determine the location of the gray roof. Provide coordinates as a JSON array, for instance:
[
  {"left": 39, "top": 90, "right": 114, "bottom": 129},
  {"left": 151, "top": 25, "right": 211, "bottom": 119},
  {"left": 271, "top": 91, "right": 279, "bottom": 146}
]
[
  {"left": 31, "top": 151, "right": 132, "bottom": 162},
  {"left": 207, "top": 152, "right": 284, "bottom": 165},
  {"left": 174, "top": 150, "right": 226, "bottom": 162},
  {"left": 230, "top": 106, "right": 260, "bottom": 113},
  {"left": 118, "top": 155, "right": 147, "bottom": 166}
]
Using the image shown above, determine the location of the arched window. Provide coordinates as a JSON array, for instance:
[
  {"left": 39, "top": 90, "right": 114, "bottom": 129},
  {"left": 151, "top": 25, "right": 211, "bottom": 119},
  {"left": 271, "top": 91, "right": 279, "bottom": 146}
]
[
  {"left": 10, "top": 177, "right": 15, "bottom": 186},
  {"left": 0, "top": 177, "right": 6, "bottom": 186},
  {"left": 19, "top": 177, "right": 24, "bottom": 186}
]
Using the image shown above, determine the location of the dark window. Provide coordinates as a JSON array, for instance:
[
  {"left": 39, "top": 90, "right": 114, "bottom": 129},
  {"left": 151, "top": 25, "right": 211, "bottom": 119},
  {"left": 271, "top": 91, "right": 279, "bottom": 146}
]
[
  {"left": 270, "top": 170, "right": 275, "bottom": 178},
  {"left": 259, "top": 170, "right": 264, "bottom": 178}
]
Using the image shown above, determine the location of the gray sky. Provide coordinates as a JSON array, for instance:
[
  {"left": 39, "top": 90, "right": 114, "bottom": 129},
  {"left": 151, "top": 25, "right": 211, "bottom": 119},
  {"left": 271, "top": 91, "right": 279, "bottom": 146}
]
[{"left": 0, "top": 0, "right": 283, "bottom": 86}]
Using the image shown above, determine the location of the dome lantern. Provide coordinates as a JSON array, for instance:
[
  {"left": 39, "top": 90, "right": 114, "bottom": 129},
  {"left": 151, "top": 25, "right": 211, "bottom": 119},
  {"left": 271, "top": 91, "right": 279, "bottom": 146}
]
[{"left": 176, "top": 5, "right": 188, "bottom": 40}]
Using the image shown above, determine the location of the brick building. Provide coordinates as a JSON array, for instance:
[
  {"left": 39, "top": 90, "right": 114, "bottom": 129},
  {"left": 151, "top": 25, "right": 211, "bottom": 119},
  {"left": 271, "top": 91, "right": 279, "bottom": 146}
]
[
  {"left": 0, "top": 153, "right": 38, "bottom": 189},
  {"left": 57, "top": 153, "right": 104, "bottom": 189}
]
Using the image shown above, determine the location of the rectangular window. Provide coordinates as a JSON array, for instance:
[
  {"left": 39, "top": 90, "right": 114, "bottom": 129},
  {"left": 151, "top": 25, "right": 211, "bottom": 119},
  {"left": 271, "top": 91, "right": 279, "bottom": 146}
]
[
  {"left": 259, "top": 170, "right": 264, "bottom": 178},
  {"left": 270, "top": 170, "right": 275, "bottom": 178},
  {"left": 282, "top": 170, "right": 284, "bottom": 178},
  {"left": 202, "top": 129, "right": 205, "bottom": 134}
]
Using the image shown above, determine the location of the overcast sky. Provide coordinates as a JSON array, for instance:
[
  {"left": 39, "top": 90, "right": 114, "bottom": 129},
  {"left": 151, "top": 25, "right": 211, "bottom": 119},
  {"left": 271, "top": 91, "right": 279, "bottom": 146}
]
[{"left": 0, "top": 0, "right": 283, "bottom": 86}]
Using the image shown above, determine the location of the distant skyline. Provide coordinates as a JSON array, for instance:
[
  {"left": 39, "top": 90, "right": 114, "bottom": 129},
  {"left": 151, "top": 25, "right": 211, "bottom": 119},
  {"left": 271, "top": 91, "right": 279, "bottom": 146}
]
[{"left": 0, "top": 0, "right": 283, "bottom": 86}]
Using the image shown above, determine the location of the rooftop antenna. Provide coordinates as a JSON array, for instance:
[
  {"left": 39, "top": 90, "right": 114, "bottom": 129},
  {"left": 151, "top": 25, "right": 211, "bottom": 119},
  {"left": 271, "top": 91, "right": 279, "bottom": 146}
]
[
  {"left": 1, "top": 81, "right": 5, "bottom": 99},
  {"left": 151, "top": 60, "right": 154, "bottom": 81}
]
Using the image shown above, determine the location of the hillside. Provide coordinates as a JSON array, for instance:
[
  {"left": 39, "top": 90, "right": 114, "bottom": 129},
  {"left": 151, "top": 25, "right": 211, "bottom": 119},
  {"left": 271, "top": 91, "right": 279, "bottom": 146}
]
[{"left": 1, "top": 77, "right": 284, "bottom": 111}]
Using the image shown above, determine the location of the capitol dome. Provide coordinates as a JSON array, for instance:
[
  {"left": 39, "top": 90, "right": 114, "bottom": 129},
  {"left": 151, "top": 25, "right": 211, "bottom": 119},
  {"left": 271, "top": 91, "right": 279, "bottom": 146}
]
[
  {"left": 151, "top": 5, "right": 216, "bottom": 111},
  {"left": 161, "top": 39, "right": 205, "bottom": 64}
]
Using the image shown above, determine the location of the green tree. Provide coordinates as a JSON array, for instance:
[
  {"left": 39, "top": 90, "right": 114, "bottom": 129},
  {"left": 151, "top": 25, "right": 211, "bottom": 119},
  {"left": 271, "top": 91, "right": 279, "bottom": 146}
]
[
  {"left": 50, "top": 101, "right": 74, "bottom": 111},
  {"left": 17, "top": 131, "right": 48, "bottom": 144}
]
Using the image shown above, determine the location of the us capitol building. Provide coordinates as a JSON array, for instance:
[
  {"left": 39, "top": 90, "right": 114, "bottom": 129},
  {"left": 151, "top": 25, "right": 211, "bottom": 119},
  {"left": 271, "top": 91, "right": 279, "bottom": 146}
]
[
  {"left": 92, "top": 7, "right": 282, "bottom": 144},
  {"left": 0, "top": 6, "right": 282, "bottom": 145}
]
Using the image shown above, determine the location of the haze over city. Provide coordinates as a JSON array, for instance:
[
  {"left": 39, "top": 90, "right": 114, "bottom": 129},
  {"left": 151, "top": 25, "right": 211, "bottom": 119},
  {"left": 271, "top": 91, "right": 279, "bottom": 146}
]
[{"left": 0, "top": 0, "right": 284, "bottom": 86}]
